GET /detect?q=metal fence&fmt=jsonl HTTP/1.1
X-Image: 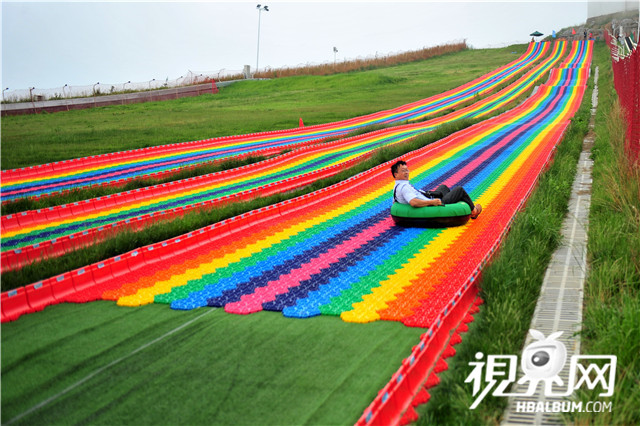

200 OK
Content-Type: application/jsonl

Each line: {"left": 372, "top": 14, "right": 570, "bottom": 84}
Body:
{"left": 0, "top": 82, "right": 238, "bottom": 116}
{"left": 1, "top": 69, "right": 244, "bottom": 104}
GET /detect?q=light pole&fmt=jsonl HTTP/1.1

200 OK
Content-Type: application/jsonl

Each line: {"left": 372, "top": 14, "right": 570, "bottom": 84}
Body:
{"left": 333, "top": 47, "right": 338, "bottom": 65}
{"left": 2, "top": 87, "right": 8, "bottom": 102}
{"left": 62, "top": 84, "right": 70, "bottom": 110}
{"left": 29, "top": 87, "right": 36, "bottom": 112}
{"left": 93, "top": 82, "right": 99, "bottom": 107}
{"left": 255, "top": 4, "right": 269, "bottom": 77}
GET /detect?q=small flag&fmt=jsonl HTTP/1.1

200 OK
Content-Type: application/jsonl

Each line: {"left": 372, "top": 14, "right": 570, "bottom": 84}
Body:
{"left": 299, "top": 118, "right": 304, "bottom": 128}
{"left": 552, "top": 30, "right": 556, "bottom": 38}
{"left": 572, "top": 28, "right": 576, "bottom": 35}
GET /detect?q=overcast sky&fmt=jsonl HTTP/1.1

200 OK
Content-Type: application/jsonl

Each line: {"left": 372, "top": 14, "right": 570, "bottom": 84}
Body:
{"left": 1, "top": 1, "right": 597, "bottom": 92}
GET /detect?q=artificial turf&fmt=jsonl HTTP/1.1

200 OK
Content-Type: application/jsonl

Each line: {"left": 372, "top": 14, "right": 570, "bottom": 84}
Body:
{"left": 1, "top": 301, "right": 425, "bottom": 425}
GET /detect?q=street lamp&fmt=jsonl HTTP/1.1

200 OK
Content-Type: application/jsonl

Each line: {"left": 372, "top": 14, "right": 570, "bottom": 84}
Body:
{"left": 2, "top": 87, "right": 8, "bottom": 102}
{"left": 333, "top": 47, "right": 338, "bottom": 64}
{"left": 92, "top": 82, "right": 100, "bottom": 107}
{"left": 29, "top": 87, "right": 36, "bottom": 112}
{"left": 255, "top": 4, "right": 269, "bottom": 77}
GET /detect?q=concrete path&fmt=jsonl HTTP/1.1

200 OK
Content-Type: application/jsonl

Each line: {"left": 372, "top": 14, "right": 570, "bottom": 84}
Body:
{"left": 501, "top": 66, "right": 598, "bottom": 425}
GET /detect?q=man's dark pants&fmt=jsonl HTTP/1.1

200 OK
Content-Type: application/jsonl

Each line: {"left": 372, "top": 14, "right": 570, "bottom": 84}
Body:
{"left": 434, "top": 184, "right": 475, "bottom": 210}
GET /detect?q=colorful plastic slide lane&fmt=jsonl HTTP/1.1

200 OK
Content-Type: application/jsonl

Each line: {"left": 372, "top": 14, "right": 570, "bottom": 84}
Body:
{"left": 173, "top": 51, "right": 585, "bottom": 317}
{"left": 0, "top": 42, "right": 592, "bottom": 426}
{"left": 355, "top": 40, "right": 592, "bottom": 426}
{"left": 0, "top": 39, "right": 590, "bottom": 341}
{"left": 0, "top": 43, "right": 547, "bottom": 202}
{"left": 405, "top": 40, "right": 566, "bottom": 126}
{"left": 0, "top": 129, "right": 426, "bottom": 270}
{"left": 0, "top": 42, "right": 583, "bottom": 323}
{"left": 1, "top": 43, "right": 564, "bottom": 272}
{"left": 106, "top": 40, "right": 589, "bottom": 314}
{"left": 1, "top": 40, "right": 589, "bottom": 325}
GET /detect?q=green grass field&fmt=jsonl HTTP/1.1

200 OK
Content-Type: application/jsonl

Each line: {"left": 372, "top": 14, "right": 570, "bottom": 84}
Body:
{"left": 1, "top": 46, "right": 521, "bottom": 170}
{"left": 2, "top": 41, "right": 637, "bottom": 425}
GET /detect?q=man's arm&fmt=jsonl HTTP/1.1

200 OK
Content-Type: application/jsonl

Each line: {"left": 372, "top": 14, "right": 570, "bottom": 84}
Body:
{"left": 409, "top": 197, "right": 442, "bottom": 207}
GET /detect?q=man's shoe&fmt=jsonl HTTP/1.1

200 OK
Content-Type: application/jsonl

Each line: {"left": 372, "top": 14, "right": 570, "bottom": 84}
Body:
{"left": 471, "top": 204, "right": 482, "bottom": 219}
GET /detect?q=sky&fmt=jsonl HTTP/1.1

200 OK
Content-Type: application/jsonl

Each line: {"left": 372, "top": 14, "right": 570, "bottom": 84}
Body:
{"left": 1, "top": 1, "right": 601, "bottom": 94}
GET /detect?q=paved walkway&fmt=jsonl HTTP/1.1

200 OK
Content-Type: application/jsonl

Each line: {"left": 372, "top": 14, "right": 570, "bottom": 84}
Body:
{"left": 501, "top": 67, "right": 598, "bottom": 425}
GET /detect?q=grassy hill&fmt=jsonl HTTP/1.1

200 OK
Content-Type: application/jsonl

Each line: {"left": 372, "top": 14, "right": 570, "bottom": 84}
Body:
{"left": 1, "top": 40, "right": 637, "bottom": 425}
{"left": 1, "top": 46, "right": 520, "bottom": 170}
{"left": 1, "top": 44, "right": 529, "bottom": 426}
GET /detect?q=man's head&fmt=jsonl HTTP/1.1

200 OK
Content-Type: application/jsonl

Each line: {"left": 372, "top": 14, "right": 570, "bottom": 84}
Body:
{"left": 391, "top": 160, "right": 409, "bottom": 180}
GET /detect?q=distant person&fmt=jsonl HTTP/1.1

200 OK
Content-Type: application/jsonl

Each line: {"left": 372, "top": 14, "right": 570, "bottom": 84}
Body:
{"left": 624, "top": 36, "right": 634, "bottom": 51}
{"left": 390, "top": 160, "right": 482, "bottom": 219}
{"left": 584, "top": 30, "right": 587, "bottom": 40}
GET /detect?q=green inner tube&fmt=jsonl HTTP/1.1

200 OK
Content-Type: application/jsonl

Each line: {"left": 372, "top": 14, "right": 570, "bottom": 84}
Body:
{"left": 390, "top": 201, "right": 472, "bottom": 227}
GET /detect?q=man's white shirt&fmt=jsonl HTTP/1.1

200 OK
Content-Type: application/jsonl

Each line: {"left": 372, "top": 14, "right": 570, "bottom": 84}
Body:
{"left": 393, "top": 180, "right": 431, "bottom": 204}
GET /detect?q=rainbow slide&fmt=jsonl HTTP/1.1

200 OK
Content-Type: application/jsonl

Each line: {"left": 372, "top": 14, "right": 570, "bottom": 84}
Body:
{"left": 1, "top": 41, "right": 592, "bottom": 325}
{"left": 103, "top": 41, "right": 591, "bottom": 317}
{"left": 0, "top": 43, "right": 547, "bottom": 202}
{"left": 0, "top": 40, "right": 592, "bottom": 425}
{"left": 2, "top": 42, "right": 564, "bottom": 271}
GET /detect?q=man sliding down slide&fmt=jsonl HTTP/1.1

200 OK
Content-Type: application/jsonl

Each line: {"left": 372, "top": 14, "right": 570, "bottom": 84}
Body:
{"left": 391, "top": 160, "right": 482, "bottom": 219}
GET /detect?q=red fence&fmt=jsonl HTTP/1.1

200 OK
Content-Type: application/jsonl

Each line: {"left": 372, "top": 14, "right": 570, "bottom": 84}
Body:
{"left": 604, "top": 31, "right": 640, "bottom": 163}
